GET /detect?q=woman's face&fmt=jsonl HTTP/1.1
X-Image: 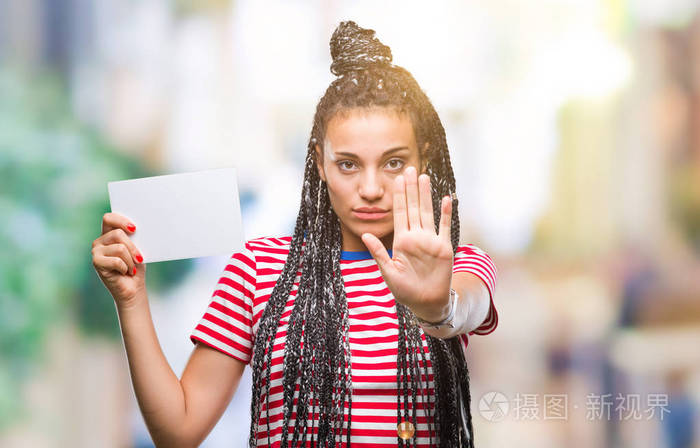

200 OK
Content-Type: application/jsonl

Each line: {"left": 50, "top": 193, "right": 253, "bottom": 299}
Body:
{"left": 315, "top": 107, "right": 426, "bottom": 252}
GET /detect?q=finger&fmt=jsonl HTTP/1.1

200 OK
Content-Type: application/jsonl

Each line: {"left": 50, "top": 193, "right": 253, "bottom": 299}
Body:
{"left": 418, "top": 174, "right": 436, "bottom": 233}
{"left": 93, "top": 250, "right": 130, "bottom": 276}
{"left": 361, "top": 232, "right": 393, "bottom": 272}
{"left": 102, "top": 212, "right": 137, "bottom": 236}
{"left": 404, "top": 166, "right": 421, "bottom": 230}
{"left": 393, "top": 175, "right": 408, "bottom": 234}
{"left": 97, "top": 242, "right": 137, "bottom": 276}
{"left": 98, "top": 228, "right": 144, "bottom": 266}
{"left": 438, "top": 195, "right": 452, "bottom": 243}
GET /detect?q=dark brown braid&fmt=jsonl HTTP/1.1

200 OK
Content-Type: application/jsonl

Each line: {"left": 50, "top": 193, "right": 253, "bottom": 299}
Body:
{"left": 248, "top": 20, "right": 475, "bottom": 447}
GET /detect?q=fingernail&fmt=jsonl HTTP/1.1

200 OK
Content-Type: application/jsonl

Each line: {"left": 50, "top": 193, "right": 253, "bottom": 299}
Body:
{"left": 132, "top": 266, "right": 137, "bottom": 275}
{"left": 135, "top": 253, "right": 143, "bottom": 263}
{"left": 127, "top": 223, "right": 136, "bottom": 232}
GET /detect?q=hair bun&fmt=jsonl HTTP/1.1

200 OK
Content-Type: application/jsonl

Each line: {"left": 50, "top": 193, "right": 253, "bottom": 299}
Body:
{"left": 329, "top": 20, "right": 393, "bottom": 76}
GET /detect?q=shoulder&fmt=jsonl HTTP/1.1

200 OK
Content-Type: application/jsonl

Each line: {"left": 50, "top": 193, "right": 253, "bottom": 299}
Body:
{"left": 240, "top": 235, "right": 295, "bottom": 264}
{"left": 244, "top": 235, "right": 293, "bottom": 251}
{"left": 456, "top": 243, "right": 491, "bottom": 258}
{"left": 454, "top": 242, "right": 498, "bottom": 279}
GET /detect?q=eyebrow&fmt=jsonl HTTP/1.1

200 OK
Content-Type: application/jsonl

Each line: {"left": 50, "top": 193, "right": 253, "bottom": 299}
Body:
{"left": 333, "top": 146, "right": 411, "bottom": 158}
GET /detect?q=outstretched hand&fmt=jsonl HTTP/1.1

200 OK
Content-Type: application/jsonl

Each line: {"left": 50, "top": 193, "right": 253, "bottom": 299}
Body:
{"left": 361, "top": 165, "right": 454, "bottom": 322}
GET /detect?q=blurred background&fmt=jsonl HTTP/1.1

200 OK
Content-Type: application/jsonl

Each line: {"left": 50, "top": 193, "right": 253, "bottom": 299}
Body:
{"left": 1, "top": 0, "right": 700, "bottom": 446}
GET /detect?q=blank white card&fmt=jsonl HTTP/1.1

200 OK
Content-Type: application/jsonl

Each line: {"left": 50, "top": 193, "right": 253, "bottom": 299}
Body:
{"left": 108, "top": 167, "right": 244, "bottom": 263}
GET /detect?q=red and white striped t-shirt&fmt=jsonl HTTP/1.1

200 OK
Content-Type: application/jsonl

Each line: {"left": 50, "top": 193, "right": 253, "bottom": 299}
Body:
{"left": 190, "top": 236, "right": 498, "bottom": 447}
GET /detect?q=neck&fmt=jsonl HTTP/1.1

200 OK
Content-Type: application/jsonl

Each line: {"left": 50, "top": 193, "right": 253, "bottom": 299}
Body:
{"left": 340, "top": 232, "right": 394, "bottom": 252}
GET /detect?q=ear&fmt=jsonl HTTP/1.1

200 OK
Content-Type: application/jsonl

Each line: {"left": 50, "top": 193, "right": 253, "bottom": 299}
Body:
{"left": 314, "top": 144, "right": 327, "bottom": 182}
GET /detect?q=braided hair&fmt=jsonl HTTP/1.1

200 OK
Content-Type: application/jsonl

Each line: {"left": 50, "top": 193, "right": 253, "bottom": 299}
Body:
{"left": 248, "top": 20, "right": 475, "bottom": 447}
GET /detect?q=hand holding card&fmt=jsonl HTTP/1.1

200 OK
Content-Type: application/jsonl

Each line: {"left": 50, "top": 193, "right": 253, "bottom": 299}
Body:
{"left": 107, "top": 167, "right": 245, "bottom": 263}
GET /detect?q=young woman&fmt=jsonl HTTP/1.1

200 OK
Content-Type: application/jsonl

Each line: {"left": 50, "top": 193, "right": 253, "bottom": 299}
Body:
{"left": 92, "top": 21, "right": 498, "bottom": 448}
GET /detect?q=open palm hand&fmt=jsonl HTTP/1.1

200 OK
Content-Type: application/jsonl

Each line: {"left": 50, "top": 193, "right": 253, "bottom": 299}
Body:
{"left": 361, "top": 166, "right": 454, "bottom": 321}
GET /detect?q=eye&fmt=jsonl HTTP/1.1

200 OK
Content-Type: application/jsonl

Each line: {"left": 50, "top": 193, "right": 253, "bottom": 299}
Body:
{"left": 386, "top": 158, "right": 405, "bottom": 170}
{"left": 337, "top": 160, "right": 357, "bottom": 171}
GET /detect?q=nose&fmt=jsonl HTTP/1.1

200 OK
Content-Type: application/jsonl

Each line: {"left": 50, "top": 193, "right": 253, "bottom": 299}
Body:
{"left": 358, "top": 169, "right": 384, "bottom": 201}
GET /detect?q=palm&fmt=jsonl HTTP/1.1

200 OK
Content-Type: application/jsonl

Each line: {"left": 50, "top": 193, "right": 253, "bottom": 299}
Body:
{"left": 362, "top": 166, "right": 454, "bottom": 320}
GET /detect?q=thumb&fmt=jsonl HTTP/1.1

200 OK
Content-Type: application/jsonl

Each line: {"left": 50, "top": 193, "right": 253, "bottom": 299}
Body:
{"left": 361, "top": 233, "right": 393, "bottom": 273}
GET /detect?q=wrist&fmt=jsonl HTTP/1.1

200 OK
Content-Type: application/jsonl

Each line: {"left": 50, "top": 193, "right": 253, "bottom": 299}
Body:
{"left": 412, "top": 300, "right": 450, "bottom": 323}
{"left": 414, "top": 288, "right": 458, "bottom": 329}
{"left": 115, "top": 289, "right": 149, "bottom": 314}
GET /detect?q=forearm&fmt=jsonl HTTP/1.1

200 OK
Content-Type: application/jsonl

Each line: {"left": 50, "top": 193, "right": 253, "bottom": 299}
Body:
{"left": 115, "top": 291, "right": 189, "bottom": 446}
{"left": 419, "top": 273, "right": 490, "bottom": 339}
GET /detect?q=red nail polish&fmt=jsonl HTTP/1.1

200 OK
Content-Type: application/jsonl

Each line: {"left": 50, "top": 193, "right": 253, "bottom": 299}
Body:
{"left": 135, "top": 254, "right": 143, "bottom": 263}
{"left": 133, "top": 266, "right": 137, "bottom": 275}
{"left": 127, "top": 224, "right": 136, "bottom": 232}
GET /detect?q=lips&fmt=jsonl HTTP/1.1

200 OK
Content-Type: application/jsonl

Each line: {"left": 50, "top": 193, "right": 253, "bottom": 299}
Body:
{"left": 352, "top": 207, "right": 389, "bottom": 220}
{"left": 354, "top": 207, "right": 388, "bottom": 213}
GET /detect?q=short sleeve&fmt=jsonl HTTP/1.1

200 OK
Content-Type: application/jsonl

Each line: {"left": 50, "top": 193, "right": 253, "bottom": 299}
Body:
{"left": 453, "top": 244, "right": 498, "bottom": 336}
{"left": 189, "top": 242, "right": 257, "bottom": 364}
